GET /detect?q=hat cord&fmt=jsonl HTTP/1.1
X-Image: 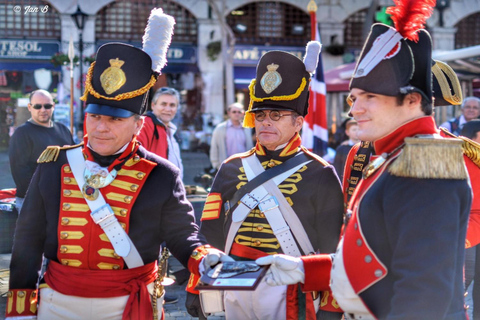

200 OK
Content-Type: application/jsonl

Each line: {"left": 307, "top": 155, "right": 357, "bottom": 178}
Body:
{"left": 81, "top": 62, "right": 157, "bottom": 102}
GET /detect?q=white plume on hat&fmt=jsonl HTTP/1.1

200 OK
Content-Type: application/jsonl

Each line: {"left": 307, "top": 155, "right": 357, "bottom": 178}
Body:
{"left": 142, "top": 8, "right": 175, "bottom": 73}
{"left": 303, "top": 41, "right": 321, "bottom": 73}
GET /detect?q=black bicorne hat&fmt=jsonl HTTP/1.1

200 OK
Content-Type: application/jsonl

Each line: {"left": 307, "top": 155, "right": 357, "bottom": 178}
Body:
{"left": 432, "top": 60, "right": 463, "bottom": 107}
{"left": 349, "top": 0, "right": 436, "bottom": 104}
{"left": 349, "top": 24, "right": 433, "bottom": 104}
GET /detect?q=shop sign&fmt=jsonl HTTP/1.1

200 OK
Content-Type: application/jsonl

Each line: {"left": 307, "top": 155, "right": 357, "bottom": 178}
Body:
{"left": 234, "top": 45, "right": 305, "bottom": 66}
{"left": 166, "top": 46, "right": 197, "bottom": 63}
{"left": 0, "top": 39, "right": 60, "bottom": 60}
{"left": 97, "top": 41, "right": 198, "bottom": 64}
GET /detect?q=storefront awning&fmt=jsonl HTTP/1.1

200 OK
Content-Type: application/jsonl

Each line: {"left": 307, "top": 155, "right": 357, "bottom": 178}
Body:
{"left": 234, "top": 66, "right": 256, "bottom": 89}
{"left": 0, "top": 61, "right": 60, "bottom": 71}
{"left": 324, "top": 62, "right": 355, "bottom": 92}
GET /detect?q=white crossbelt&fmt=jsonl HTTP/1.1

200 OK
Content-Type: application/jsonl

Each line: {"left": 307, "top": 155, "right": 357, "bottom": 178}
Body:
{"left": 66, "top": 147, "right": 144, "bottom": 268}
{"left": 225, "top": 153, "right": 314, "bottom": 257}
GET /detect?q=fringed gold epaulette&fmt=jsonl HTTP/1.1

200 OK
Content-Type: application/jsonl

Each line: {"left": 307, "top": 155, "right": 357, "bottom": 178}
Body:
{"left": 460, "top": 136, "right": 480, "bottom": 168}
{"left": 37, "top": 142, "right": 84, "bottom": 163}
{"left": 300, "top": 146, "right": 329, "bottom": 167}
{"left": 388, "top": 137, "right": 468, "bottom": 179}
{"left": 439, "top": 127, "right": 480, "bottom": 169}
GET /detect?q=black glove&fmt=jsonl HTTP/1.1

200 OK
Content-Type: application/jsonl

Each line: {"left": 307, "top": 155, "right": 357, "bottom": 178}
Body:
{"left": 185, "top": 292, "right": 207, "bottom": 319}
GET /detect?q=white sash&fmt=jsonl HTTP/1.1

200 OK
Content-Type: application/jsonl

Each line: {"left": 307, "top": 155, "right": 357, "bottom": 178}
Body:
{"left": 225, "top": 153, "right": 314, "bottom": 257}
{"left": 66, "top": 147, "right": 144, "bottom": 269}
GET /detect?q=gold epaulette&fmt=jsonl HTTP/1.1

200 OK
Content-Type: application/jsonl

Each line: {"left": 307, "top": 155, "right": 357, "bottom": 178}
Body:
{"left": 300, "top": 146, "right": 329, "bottom": 167}
{"left": 388, "top": 136, "right": 468, "bottom": 179}
{"left": 439, "top": 127, "right": 480, "bottom": 169}
{"left": 37, "top": 142, "right": 84, "bottom": 163}
{"left": 459, "top": 136, "right": 480, "bottom": 168}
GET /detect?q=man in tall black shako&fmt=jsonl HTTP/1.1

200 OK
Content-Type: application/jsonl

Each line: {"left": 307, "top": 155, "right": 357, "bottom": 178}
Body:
{"left": 6, "top": 8, "right": 230, "bottom": 320}
{"left": 186, "top": 42, "right": 344, "bottom": 320}
{"left": 256, "top": 0, "right": 472, "bottom": 319}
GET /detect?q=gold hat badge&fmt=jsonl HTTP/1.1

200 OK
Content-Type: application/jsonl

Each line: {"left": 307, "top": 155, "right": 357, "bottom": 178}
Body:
{"left": 100, "top": 58, "right": 127, "bottom": 95}
{"left": 260, "top": 63, "right": 282, "bottom": 94}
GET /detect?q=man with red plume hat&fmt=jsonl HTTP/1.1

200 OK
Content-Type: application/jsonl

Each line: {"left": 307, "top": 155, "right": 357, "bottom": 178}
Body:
{"left": 256, "top": 1, "right": 472, "bottom": 319}
{"left": 5, "top": 8, "right": 231, "bottom": 320}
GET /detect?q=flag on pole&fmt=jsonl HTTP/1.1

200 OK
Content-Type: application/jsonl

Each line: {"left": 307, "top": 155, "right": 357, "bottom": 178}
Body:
{"left": 302, "top": 3, "right": 328, "bottom": 156}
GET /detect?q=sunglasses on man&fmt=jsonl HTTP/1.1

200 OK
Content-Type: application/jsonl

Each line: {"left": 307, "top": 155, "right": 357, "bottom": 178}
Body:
{"left": 31, "top": 103, "right": 54, "bottom": 110}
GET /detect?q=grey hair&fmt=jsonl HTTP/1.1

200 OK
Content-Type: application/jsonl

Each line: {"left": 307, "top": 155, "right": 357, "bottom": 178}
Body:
{"left": 151, "top": 87, "right": 180, "bottom": 105}
{"left": 462, "top": 96, "right": 480, "bottom": 108}
{"left": 227, "top": 102, "right": 245, "bottom": 112}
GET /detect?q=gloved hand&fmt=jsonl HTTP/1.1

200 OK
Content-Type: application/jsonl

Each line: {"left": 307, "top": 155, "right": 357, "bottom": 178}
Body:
{"left": 202, "top": 248, "right": 235, "bottom": 272}
{"left": 256, "top": 254, "right": 305, "bottom": 286}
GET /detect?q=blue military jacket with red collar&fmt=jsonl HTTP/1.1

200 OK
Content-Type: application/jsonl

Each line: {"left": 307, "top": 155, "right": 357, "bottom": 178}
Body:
{"left": 338, "top": 116, "right": 471, "bottom": 319}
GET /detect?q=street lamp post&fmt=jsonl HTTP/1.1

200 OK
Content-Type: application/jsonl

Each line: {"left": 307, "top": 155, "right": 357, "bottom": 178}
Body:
{"left": 436, "top": 0, "right": 450, "bottom": 27}
{"left": 71, "top": 5, "right": 88, "bottom": 115}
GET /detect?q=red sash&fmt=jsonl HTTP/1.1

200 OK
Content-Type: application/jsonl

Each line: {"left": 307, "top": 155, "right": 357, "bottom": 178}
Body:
{"left": 44, "top": 261, "right": 157, "bottom": 320}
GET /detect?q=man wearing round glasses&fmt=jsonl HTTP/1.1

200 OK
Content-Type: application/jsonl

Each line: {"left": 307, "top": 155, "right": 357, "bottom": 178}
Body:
{"left": 187, "top": 44, "right": 344, "bottom": 319}
{"left": 8, "top": 89, "right": 74, "bottom": 211}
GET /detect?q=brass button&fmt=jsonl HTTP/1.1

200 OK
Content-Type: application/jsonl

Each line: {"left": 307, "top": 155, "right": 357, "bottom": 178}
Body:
{"left": 17, "top": 291, "right": 25, "bottom": 298}
{"left": 113, "top": 265, "right": 121, "bottom": 270}
{"left": 64, "top": 177, "right": 72, "bottom": 183}
{"left": 254, "top": 240, "right": 261, "bottom": 246}
{"left": 32, "top": 291, "right": 37, "bottom": 298}
{"left": 63, "top": 203, "right": 71, "bottom": 211}
{"left": 350, "top": 165, "right": 354, "bottom": 170}
{"left": 191, "top": 251, "right": 199, "bottom": 257}
{"left": 133, "top": 155, "right": 140, "bottom": 162}
{"left": 113, "top": 252, "right": 120, "bottom": 259}
{"left": 256, "top": 225, "right": 264, "bottom": 231}
{"left": 64, "top": 166, "right": 71, "bottom": 173}
{"left": 124, "top": 196, "right": 133, "bottom": 204}
{"left": 7, "top": 291, "right": 12, "bottom": 298}
{"left": 130, "top": 184, "right": 139, "bottom": 192}
{"left": 60, "top": 232, "right": 68, "bottom": 239}
{"left": 267, "top": 160, "right": 276, "bottom": 168}
{"left": 60, "top": 246, "right": 68, "bottom": 253}
{"left": 63, "top": 190, "right": 72, "bottom": 196}
{"left": 61, "top": 218, "right": 70, "bottom": 225}
{"left": 62, "top": 260, "right": 69, "bottom": 266}
{"left": 259, "top": 213, "right": 265, "bottom": 218}
{"left": 136, "top": 172, "right": 145, "bottom": 179}
{"left": 120, "top": 209, "right": 128, "bottom": 217}
{"left": 353, "top": 155, "right": 358, "bottom": 161}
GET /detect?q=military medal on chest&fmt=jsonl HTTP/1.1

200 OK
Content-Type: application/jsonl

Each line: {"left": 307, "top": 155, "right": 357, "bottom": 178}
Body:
{"left": 82, "top": 161, "right": 117, "bottom": 200}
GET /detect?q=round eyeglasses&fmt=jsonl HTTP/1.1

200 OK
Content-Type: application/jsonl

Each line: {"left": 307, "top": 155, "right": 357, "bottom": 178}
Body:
{"left": 254, "top": 110, "right": 294, "bottom": 122}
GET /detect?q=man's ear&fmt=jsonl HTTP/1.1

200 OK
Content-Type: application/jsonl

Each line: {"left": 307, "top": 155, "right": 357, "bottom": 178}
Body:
{"left": 135, "top": 117, "right": 145, "bottom": 135}
{"left": 295, "top": 116, "right": 304, "bottom": 132}
{"left": 406, "top": 92, "right": 422, "bottom": 109}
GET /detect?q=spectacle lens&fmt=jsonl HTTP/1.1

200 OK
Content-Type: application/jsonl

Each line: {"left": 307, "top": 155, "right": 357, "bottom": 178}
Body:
{"left": 254, "top": 110, "right": 293, "bottom": 122}
{"left": 32, "top": 104, "right": 53, "bottom": 110}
